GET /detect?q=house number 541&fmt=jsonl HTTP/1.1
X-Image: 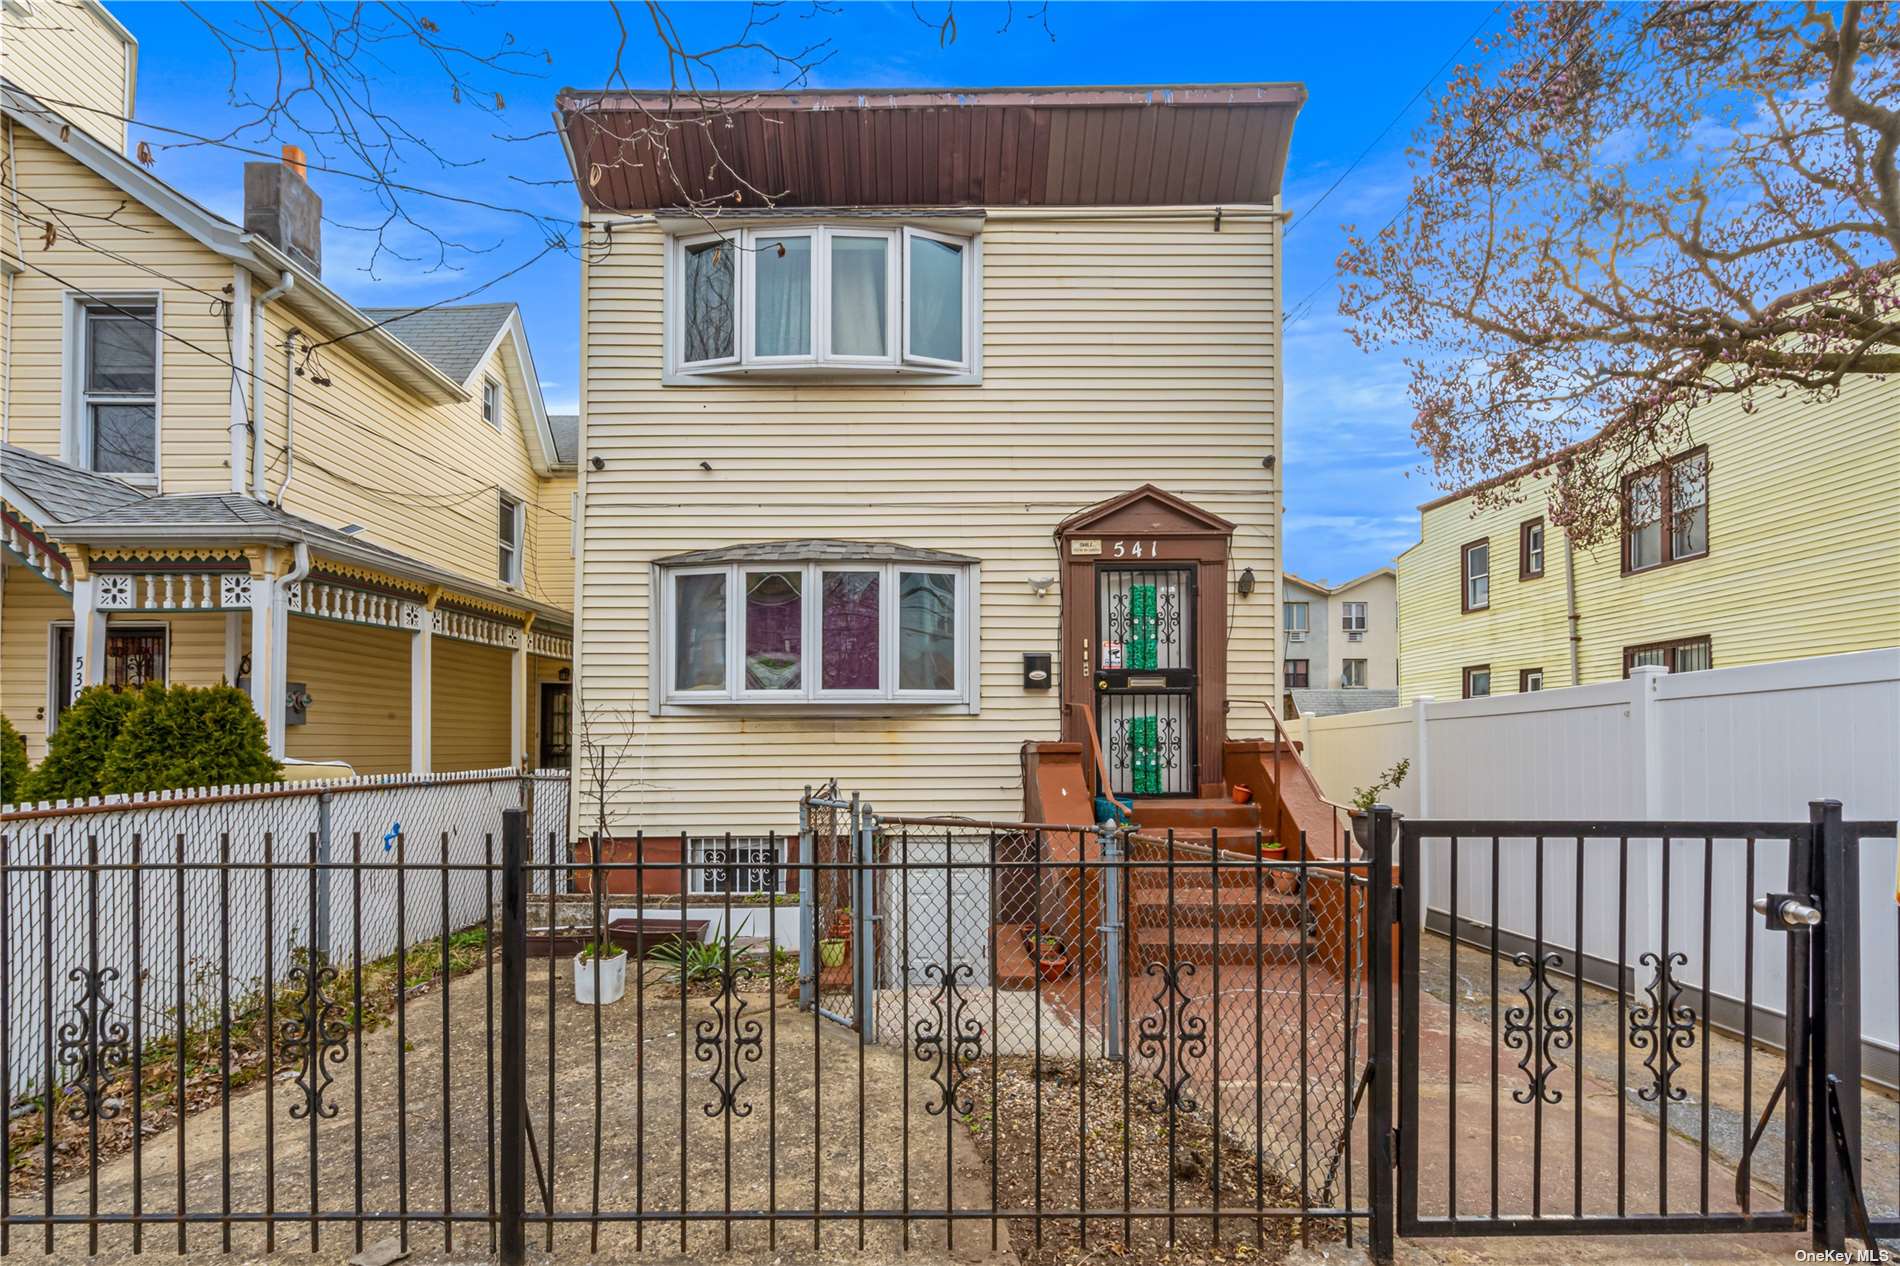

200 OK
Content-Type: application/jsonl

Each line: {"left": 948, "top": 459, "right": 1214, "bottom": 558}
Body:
{"left": 1111, "top": 540, "right": 1158, "bottom": 558}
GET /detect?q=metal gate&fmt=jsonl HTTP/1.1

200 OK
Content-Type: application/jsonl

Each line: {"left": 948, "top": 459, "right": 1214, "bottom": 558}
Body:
{"left": 1382, "top": 802, "right": 1897, "bottom": 1256}
{"left": 1095, "top": 565, "right": 1197, "bottom": 798}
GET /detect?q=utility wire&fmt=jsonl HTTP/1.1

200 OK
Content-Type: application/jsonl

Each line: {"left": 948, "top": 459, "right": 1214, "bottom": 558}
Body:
{"left": 1286, "top": 4, "right": 1604, "bottom": 329}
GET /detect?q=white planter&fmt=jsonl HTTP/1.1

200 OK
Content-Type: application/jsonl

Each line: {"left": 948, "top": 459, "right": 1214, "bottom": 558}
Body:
{"left": 573, "top": 950, "right": 628, "bottom": 1005}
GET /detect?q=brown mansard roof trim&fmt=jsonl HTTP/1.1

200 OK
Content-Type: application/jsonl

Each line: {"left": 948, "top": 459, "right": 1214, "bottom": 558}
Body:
{"left": 556, "top": 83, "right": 1305, "bottom": 214}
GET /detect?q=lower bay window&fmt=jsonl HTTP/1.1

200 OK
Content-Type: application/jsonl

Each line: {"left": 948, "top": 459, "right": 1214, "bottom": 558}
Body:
{"left": 658, "top": 548, "right": 977, "bottom": 710}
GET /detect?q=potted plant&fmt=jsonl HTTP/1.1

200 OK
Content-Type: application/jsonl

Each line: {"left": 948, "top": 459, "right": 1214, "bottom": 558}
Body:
{"left": 574, "top": 938, "right": 628, "bottom": 1006}
{"left": 1347, "top": 759, "right": 1411, "bottom": 854}
{"left": 1030, "top": 933, "right": 1070, "bottom": 983}
{"left": 818, "top": 937, "right": 848, "bottom": 969}
{"left": 828, "top": 905, "right": 853, "bottom": 941}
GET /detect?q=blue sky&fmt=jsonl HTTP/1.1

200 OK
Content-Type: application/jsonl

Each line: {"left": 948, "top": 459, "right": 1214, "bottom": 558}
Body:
{"left": 112, "top": 0, "right": 1490, "bottom": 582}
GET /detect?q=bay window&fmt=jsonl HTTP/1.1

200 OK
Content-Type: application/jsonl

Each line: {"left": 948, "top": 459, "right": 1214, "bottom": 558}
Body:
{"left": 671, "top": 224, "right": 976, "bottom": 378}
{"left": 658, "top": 549, "right": 977, "bottom": 708}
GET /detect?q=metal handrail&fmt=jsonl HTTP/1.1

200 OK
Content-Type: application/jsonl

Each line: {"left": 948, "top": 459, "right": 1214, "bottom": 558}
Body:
{"left": 1071, "top": 699, "right": 1133, "bottom": 817}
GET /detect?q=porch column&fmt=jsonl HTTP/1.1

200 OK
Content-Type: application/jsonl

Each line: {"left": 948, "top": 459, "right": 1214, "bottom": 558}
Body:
{"left": 410, "top": 592, "right": 436, "bottom": 774}
{"left": 510, "top": 614, "right": 534, "bottom": 770}
{"left": 246, "top": 547, "right": 289, "bottom": 757}
{"left": 68, "top": 569, "right": 107, "bottom": 699}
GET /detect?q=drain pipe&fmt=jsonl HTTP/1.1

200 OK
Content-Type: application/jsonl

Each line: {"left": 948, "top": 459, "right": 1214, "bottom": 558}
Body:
{"left": 1564, "top": 532, "right": 1583, "bottom": 686}
{"left": 251, "top": 270, "right": 294, "bottom": 500}
{"left": 274, "top": 329, "right": 301, "bottom": 506}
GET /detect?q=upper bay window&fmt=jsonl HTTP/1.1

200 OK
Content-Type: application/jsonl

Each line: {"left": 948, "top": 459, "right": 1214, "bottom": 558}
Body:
{"left": 670, "top": 224, "right": 976, "bottom": 380}
{"left": 656, "top": 542, "right": 978, "bottom": 710}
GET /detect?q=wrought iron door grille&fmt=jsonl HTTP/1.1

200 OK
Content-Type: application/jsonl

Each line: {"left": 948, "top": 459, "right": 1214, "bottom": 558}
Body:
{"left": 1096, "top": 567, "right": 1196, "bottom": 798}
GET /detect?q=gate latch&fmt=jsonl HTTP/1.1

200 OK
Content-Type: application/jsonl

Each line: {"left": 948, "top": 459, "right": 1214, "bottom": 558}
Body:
{"left": 1752, "top": 893, "right": 1821, "bottom": 930}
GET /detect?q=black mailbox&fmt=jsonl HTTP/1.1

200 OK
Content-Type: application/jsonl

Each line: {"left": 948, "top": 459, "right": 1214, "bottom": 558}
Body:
{"left": 1022, "top": 652, "right": 1052, "bottom": 690}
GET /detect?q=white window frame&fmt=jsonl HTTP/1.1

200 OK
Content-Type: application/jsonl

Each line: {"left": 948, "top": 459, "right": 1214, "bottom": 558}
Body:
{"left": 656, "top": 558, "right": 978, "bottom": 712}
{"left": 498, "top": 492, "right": 523, "bottom": 587}
{"left": 900, "top": 225, "right": 974, "bottom": 371}
{"left": 1341, "top": 658, "right": 1368, "bottom": 688}
{"left": 482, "top": 377, "right": 502, "bottom": 428}
{"left": 822, "top": 227, "right": 900, "bottom": 367}
{"left": 1341, "top": 601, "right": 1367, "bottom": 633}
{"left": 676, "top": 230, "right": 742, "bottom": 371}
{"left": 64, "top": 292, "right": 163, "bottom": 487}
{"left": 664, "top": 223, "right": 979, "bottom": 383}
{"left": 741, "top": 228, "right": 819, "bottom": 367}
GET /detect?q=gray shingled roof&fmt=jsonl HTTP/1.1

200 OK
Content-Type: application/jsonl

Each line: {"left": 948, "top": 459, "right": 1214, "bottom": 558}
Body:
{"left": 1289, "top": 688, "right": 1401, "bottom": 719}
{"left": 656, "top": 539, "right": 979, "bottom": 566}
{"left": 358, "top": 303, "right": 515, "bottom": 384}
{"left": 548, "top": 414, "right": 578, "bottom": 467}
{"left": 2, "top": 443, "right": 151, "bottom": 524}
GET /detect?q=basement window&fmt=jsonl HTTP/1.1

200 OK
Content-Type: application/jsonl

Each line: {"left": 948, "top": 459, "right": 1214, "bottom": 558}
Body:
{"left": 659, "top": 556, "right": 976, "bottom": 708}
{"left": 670, "top": 224, "right": 977, "bottom": 380}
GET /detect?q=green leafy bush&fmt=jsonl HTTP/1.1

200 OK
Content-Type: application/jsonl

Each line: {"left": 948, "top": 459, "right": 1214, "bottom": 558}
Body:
{"left": 102, "top": 682, "right": 280, "bottom": 795}
{"left": 1, "top": 715, "right": 29, "bottom": 804}
{"left": 25, "top": 685, "right": 139, "bottom": 802}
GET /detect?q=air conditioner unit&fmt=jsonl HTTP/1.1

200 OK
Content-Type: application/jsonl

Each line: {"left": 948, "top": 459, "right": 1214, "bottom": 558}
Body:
{"left": 1286, "top": 630, "right": 1307, "bottom": 643}
{"left": 1347, "top": 630, "right": 1365, "bottom": 642}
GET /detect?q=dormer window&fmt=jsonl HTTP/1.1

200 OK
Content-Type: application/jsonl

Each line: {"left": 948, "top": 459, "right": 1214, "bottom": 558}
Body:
{"left": 670, "top": 224, "right": 977, "bottom": 381}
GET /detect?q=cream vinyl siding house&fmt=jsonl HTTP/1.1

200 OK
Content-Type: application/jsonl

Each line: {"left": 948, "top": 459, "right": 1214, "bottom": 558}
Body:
{"left": 564, "top": 85, "right": 1303, "bottom": 836}
{"left": 0, "top": 0, "right": 135, "bottom": 152}
{"left": 1, "top": 55, "right": 576, "bottom": 780}
{"left": 1395, "top": 370, "right": 1900, "bottom": 703}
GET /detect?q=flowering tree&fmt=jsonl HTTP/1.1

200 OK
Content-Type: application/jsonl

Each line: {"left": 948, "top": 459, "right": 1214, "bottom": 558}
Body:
{"left": 1340, "top": 1, "right": 1900, "bottom": 540}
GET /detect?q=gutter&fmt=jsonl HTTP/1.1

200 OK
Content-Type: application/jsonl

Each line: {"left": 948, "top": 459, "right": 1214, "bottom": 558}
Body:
{"left": 1564, "top": 533, "right": 1582, "bottom": 686}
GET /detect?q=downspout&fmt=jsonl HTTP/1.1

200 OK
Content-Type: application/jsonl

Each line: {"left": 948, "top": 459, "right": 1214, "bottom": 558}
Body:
{"left": 251, "top": 271, "right": 294, "bottom": 500}
{"left": 1564, "top": 532, "right": 1582, "bottom": 686}
{"left": 273, "top": 329, "right": 300, "bottom": 506}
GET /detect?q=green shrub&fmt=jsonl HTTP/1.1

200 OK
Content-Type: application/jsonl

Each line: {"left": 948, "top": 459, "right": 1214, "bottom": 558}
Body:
{"left": 1, "top": 715, "right": 28, "bottom": 804}
{"left": 102, "top": 682, "right": 280, "bottom": 795}
{"left": 25, "top": 685, "right": 140, "bottom": 802}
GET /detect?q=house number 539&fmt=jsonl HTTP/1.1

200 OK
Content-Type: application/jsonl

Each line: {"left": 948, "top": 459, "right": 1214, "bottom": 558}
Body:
{"left": 1111, "top": 540, "right": 1158, "bottom": 558}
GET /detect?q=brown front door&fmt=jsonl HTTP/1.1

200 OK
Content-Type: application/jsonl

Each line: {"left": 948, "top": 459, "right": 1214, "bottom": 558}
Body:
{"left": 1055, "top": 485, "right": 1235, "bottom": 798}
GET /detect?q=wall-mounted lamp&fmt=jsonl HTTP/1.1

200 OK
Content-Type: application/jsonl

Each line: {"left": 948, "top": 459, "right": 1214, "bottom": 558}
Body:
{"left": 1262, "top": 455, "right": 1276, "bottom": 471}
{"left": 590, "top": 456, "right": 605, "bottom": 471}
{"left": 1026, "top": 576, "right": 1056, "bottom": 597}
{"left": 1237, "top": 567, "right": 1257, "bottom": 597}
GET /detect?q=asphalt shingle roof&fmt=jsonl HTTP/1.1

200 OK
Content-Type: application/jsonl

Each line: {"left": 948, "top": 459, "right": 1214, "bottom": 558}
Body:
{"left": 548, "top": 414, "right": 578, "bottom": 467}
{"left": 1, "top": 443, "right": 150, "bottom": 524}
{"left": 656, "top": 539, "right": 979, "bottom": 566}
{"left": 358, "top": 303, "right": 515, "bottom": 384}
{"left": 1289, "top": 688, "right": 1401, "bottom": 719}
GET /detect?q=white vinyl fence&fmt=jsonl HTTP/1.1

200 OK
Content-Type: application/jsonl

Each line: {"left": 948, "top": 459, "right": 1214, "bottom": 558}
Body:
{"left": 0, "top": 769, "right": 570, "bottom": 1101}
{"left": 1294, "top": 648, "right": 1900, "bottom": 1072}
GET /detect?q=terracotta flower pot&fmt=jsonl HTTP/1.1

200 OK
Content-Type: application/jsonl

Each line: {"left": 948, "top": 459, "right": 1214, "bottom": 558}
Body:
{"left": 1230, "top": 784, "right": 1254, "bottom": 804}
{"left": 828, "top": 911, "right": 853, "bottom": 940}
{"left": 1036, "top": 954, "right": 1069, "bottom": 983}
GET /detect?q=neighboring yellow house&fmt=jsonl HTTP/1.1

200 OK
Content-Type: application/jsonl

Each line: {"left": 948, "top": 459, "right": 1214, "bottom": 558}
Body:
{"left": 0, "top": 29, "right": 577, "bottom": 780}
{"left": 1395, "top": 373, "right": 1900, "bottom": 703}
{"left": 559, "top": 84, "right": 1303, "bottom": 842}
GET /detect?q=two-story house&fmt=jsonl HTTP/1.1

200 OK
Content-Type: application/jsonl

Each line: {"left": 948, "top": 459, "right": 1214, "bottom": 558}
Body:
{"left": 0, "top": 12, "right": 577, "bottom": 780}
{"left": 1280, "top": 567, "right": 1397, "bottom": 714}
{"left": 1394, "top": 373, "right": 1900, "bottom": 702}
{"left": 559, "top": 83, "right": 1314, "bottom": 865}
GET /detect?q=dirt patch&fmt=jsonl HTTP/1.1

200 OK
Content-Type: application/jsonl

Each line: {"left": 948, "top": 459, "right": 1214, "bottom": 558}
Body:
{"left": 965, "top": 1057, "right": 1336, "bottom": 1266}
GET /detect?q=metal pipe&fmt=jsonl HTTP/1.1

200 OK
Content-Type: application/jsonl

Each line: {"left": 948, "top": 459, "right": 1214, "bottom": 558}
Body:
{"left": 251, "top": 271, "right": 294, "bottom": 499}
{"left": 274, "top": 330, "right": 302, "bottom": 506}
{"left": 1564, "top": 531, "right": 1582, "bottom": 686}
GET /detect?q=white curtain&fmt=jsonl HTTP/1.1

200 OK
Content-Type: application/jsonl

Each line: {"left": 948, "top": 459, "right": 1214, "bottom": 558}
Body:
{"left": 755, "top": 235, "right": 811, "bottom": 356}
{"left": 908, "top": 236, "right": 963, "bottom": 362}
{"left": 830, "top": 236, "right": 887, "bottom": 357}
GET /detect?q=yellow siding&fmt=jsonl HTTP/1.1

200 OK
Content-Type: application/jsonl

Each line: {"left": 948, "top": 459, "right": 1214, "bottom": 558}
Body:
{"left": 532, "top": 472, "right": 577, "bottom": 610}
{"left": 431, "top": 636, "right": 510, "bottom": 771}
{"left": 578, "top": 212, "right": 1282, "bottom": 834}
{"left": 285, "top": 615, "right": 411, "bottom": 773}
{"left": 0, "top": 569, "right": 230, "bottom": 762}
{"left": 1397, "top": 373, "right": 1900, "bottom": 701}
{"left": 2, "top": 130, "right": 236, "bottom": 488}
{"left": 0, "top": 0, "right": 131, "bottom": 151}
{"left": 1, "top": 566, "right": 68, "bottom": 759}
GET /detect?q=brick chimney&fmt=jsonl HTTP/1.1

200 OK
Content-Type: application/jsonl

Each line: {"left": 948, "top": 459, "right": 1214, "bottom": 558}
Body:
{"left": 244, "top": 144, "right": 321, "bottom": 274}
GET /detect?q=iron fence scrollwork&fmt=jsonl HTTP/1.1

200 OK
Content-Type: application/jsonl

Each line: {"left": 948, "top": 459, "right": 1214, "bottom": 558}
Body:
{"left": 1501, "top": 949, "right": 1574, "bottom": 1106}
